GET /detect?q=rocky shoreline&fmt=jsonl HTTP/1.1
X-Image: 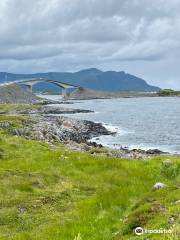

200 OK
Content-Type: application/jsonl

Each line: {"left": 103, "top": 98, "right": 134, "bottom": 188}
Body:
{"left": 6, "top": 105, "right": 94, "bottom": 115}
{"left": 0, "top": 101, "right": 169, "bottom": 159}
{"left": 0, "top": 86, "right": 171, "bottom": 159}
{"left": 14, "top": 115, "right": 111, "bottom": 143}
{"left": 10, "top": 114, "right": 168, "bottom": 159}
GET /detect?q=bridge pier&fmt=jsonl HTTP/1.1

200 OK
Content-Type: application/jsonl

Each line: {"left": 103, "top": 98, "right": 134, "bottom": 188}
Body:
{"left": 29, "top": 85, "right": 33, "bottom": 93}
{"left": 22, "top": 84, "right": 32, "bottom": 93}
{"left": 62, "top": 88, "right": 67, "bottom": 98}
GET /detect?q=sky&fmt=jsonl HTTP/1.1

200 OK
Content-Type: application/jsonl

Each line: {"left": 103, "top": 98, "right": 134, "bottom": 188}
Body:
{"left": 0, "top": 0, "right": 180, "bottom": 89}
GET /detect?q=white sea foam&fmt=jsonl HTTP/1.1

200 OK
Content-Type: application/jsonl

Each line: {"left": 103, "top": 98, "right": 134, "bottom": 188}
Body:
{"left": 102, "top": 123, "right": 128, "bottom": 135}
{"left": 89, "top": 122, "right": 131, "bottom": 149}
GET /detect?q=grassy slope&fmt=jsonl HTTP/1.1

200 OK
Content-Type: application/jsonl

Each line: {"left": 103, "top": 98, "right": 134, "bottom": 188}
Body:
{"left": 0, "top": 104, "right": 39, "bottom": 113}
{"left": 0, "top": 106, "right": 179, "bottom": 240}
{"left": 0, "top": 85, "right": 39, "bottom": 104}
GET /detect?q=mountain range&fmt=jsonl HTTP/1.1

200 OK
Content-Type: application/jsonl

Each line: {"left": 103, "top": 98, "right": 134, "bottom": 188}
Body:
{"left": 0, "top": 68, "right": 160, "bottom": 92}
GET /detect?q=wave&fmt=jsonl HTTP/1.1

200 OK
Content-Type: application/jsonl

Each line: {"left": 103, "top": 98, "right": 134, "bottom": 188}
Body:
{"left": 102, "top": 123, "right": 128, "bottom": 135}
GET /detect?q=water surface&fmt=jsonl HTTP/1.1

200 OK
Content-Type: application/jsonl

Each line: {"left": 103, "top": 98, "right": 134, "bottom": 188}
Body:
{"left": 40, "top": 95, "right": 180, "bottom": 153}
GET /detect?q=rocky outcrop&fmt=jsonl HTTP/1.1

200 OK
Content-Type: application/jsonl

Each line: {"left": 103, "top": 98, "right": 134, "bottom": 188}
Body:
{"left": 67, "top": 87, "right": 158, "bottom": 100}
{"left": 10, "top": 105, "right": 93, "bottom": 115}
{"left": 13, "top": 116, "right": 112, "bottom": 143}
{"left": 40, "top": 99, "right": 74, "bottom": 105}
{"left": 0, "top": 87, "right": 168, "bottom": 159}
{"left": 39, "top": 106, "right": 93, "bottom": 115}
{"left": 11, "top": 114, "right": 168, "bottom": 159}
{"left": 88, "top": 146, "right": 167, "bottom": 159}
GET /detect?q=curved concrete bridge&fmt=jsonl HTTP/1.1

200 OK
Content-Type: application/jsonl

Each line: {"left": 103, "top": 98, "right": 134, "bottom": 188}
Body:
{"left": 0, "top": 78, "right": 79, "bottom": 96}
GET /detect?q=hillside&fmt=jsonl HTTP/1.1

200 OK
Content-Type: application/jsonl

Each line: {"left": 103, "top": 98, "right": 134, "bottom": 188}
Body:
{"left": 0, "top": 69, "right": 160, "bottom": 92}
{"left": 0, "top": 85, "right": 39, "bottom": 103}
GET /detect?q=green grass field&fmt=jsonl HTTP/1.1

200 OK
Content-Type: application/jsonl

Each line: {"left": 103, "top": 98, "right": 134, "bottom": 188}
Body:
{"left": 0, "top": 104, "right": 39, "bottom": 113}
{"left": 0, "top": 106, "right": 179, "bottom": 239}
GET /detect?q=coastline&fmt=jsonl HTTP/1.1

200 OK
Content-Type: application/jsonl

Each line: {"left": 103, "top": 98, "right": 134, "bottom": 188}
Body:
{"left": 0, "top": 100, "right": 171, "bottom": 159}
{"left": 0, "top": 97, "right": 179, "bottom": 239}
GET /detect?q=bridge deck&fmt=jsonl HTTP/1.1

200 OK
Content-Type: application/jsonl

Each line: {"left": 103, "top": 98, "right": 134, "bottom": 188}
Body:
{"left": 0, "top": 78, "right": 78, "bottom": 89}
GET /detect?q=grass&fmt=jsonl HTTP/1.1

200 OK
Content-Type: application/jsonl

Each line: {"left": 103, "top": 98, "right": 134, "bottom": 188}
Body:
{"left": 0, "top": 106, "right": 179, "bottom": 239}
{"left": 0, "top": 103, "right": 39, "bottom": 113}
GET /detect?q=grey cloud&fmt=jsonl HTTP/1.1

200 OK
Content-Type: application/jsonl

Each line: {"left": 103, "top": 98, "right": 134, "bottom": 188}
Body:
{"left": 108, "top": 40, "right": 180, "bottom": 61}
{"left": 0, "top": 0, "right": 180, "bottom": 88}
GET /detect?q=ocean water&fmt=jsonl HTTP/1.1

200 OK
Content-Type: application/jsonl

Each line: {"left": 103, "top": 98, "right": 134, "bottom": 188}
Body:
{"left": 40, "top": 95, "right": 180, "bottom": 153}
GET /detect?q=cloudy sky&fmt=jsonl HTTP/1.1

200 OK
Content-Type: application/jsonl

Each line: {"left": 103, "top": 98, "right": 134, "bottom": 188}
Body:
{"left": 0, "top": 0, "right": 180, "bottom": 89}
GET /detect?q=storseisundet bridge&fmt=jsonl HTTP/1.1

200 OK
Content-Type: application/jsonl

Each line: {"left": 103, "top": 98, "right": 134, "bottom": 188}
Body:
{"left": 0, "top": 78, "right": 79, "bottom": 96}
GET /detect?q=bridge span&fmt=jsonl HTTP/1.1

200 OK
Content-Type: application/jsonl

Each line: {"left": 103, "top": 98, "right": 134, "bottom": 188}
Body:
{"left": 0, "top": 78, "right": 79, "bottom": 97}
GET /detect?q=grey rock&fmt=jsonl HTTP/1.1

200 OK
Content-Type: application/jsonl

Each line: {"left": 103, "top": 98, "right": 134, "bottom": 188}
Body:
{"left": 175, "top": 200, "right": 180, "bottom": 204}
{"left": 0, "top": 122, "right": 11, "bottom": 128}
{"left": 163, "top": 159, "right": 173, "bottom": 167}
{"left": 153, "top": 182, "right": 166, "bottom": 190}
{"left": 146, "top": 149, "right": 165, "bottom": 154}
{"left": 17, "top": 105, "right": 93, "bottom": 115}
{"left": 168, "top": 217, "right": 175, "bottom": 225}
{"left": 14, "top": 115, "right": 112, "bottom": 145}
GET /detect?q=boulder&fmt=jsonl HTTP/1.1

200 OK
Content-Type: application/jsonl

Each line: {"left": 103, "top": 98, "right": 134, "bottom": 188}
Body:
{"left": 162, "top": 159, "right": 173, "bottom": 167}
{"left": 153, "top": 182, "right": 166, "bottom": 190}
{"left": 146, "top": 149, "right": 165, "bottom": 154}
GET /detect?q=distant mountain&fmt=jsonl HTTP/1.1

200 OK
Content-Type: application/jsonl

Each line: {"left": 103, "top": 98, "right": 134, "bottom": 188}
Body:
{"left": 0, "top": 68, "right": 160, "bottom": 92}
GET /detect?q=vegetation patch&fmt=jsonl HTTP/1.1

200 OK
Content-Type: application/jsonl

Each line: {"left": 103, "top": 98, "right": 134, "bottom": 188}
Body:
{"left": 0, "top": 132, "right": 179, "bottom": 239}
{"left": 0, "top": 148, "right": 5, "bottom": 159}
{"left": 0, "top": 104, "right": 179, "bottom": 239}
{"left": 0, "top": 103, "right": 39, "bottom": 113}
{"left": 158, "top": 89, "right": 180, "bottom": 96}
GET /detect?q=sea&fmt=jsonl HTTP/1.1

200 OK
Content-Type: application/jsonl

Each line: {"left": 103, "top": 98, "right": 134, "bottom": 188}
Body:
{"left": 38, "top": 95, "right": 180, "bottom": 153}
